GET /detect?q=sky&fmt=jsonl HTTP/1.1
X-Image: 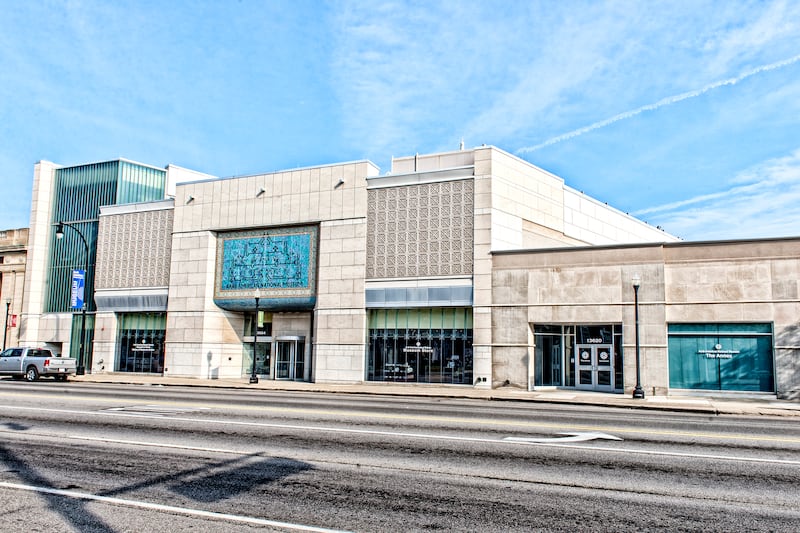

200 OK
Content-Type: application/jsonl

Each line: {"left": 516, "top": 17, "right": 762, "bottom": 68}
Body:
{"left": 1, "top": 0, "right": 799, "bottom": 241}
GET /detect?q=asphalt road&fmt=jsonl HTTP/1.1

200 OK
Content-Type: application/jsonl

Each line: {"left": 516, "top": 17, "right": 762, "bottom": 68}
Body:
{"left": 0, "top": 380, "right": 798, "bottom": 532}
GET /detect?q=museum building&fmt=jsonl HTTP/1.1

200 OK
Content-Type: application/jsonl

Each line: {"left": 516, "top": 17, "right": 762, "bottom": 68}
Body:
{"left": 18, "top": 146, "right": 800, "bottom": 398}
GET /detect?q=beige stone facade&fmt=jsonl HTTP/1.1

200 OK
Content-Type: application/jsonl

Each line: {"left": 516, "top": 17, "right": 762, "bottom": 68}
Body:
{"left": 165, "top": 160, "right": 378, "bottom": 381}
{"left": 0, "top": 227, "right": 27, "bottom": 349}
{"left": 21, "top": 146, "right": 693, "bottom": 390}
{"left": 92, "top": 200, "right": 174, "bottom": 373}
{"left": 492, "top": 239, "right": 800, "bottom": 399}
{"left": 373, "top": 147, "right": 676, "bottom": 388}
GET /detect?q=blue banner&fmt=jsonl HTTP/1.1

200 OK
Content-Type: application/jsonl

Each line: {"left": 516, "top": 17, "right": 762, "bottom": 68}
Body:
{"left": 70, "top": 270, "right": 85, "bottom": 309}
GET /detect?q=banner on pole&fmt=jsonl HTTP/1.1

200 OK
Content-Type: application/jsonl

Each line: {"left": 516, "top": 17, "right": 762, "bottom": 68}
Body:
{"left": 71, "top": 270, "right": 85, "bottom": 309}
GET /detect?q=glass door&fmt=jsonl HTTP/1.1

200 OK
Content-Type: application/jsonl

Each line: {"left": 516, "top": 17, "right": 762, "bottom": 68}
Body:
{"left": 275, "top": 337, "right": 305, "bottom": 381}
{"left": 575, "top": 344, "right": 614, "bottom": 392}
{"left": 254, "top": 341, "right": 271, "bottom": 377}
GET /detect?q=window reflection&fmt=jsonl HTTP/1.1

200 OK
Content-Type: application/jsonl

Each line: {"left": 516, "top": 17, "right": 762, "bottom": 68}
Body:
{"left": 367, "top": 308, "right": 473, "bottom": 384}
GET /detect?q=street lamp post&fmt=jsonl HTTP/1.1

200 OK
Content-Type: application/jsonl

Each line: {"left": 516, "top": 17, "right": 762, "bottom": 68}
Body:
{"left": 250, "top": 289, "right": 261, "bottom": 384}
{"left": 2, "top": 299, "right": 10, "bottom": 351}
{"left": 55, "top": 221, "right": 90, "bottom": 375}
{"left": 632, "top": 274, "right": 645, "bottom": 399}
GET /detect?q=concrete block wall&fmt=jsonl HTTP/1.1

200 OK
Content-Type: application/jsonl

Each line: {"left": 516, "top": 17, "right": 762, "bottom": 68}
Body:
{"left": 482, "top": 147, "right": 567, "bottom": 249}
{"left": 92, "top": 311, "right": 117, "bottom": 372}
{"left": 563, "top": 188, "right": 677, "bottom": 245}
{"left": 493, "top": 238, "right": 800, "bottom": 397}
{"left": 165, "top": 161, "right": 378, "bottom": 382}
{"left": 663, "top": 242, "right": 800, "bottom": 398}
{"left": 472, "top": 152, "right": 494, "bottom": 387}
{"left": 165, "top": 230, "right": 244, "bottom": 378}
{"left": 18, "top": 162, "right": 88, "bottom": 359}
{"left": 491, "top": 305, "right": 530, "bottom": 388}
{"left": 491, "top": 244, "right": 670, "bottom": 394}
{"left": 173, "top": 161, "right": 377, "bottom": 234}
{"left": 20, "top": 161, "right": 58, "bottom": 347}
{"left": 624, "top": 265, "right": 669, "bottom": 396}
{"left": 314, "top": 217, "right": 367, "bottom": 382}
{"left": 391, "top": 150, "right": 475, "bottom": 174}
{"left": 0, "top": 229, "right": 26, "bottom": 349}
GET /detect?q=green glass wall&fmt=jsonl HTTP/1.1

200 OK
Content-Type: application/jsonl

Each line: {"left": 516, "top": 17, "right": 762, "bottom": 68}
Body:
{"left": 668, "top": 323, "right": 774, "bottom": 392}
{"left": 69, "top": 312, "right": 95, "bottom": 363}
{"left": 46, "top": 160, "right": 166, "bottom": 313}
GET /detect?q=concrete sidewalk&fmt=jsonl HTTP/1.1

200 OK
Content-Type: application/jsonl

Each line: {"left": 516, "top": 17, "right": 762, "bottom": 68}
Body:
{"left": 67, "top": 372, "right": 800, "bottom": 417}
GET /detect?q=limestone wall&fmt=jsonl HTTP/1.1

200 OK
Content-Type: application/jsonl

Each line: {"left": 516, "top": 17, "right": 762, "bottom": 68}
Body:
{"left": 492, "top": 239, "right": 800, "bottom": 398}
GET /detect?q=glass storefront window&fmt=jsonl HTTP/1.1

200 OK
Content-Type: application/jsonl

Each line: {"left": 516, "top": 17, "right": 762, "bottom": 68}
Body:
{"left": 668, "top": 323, "right": 774, "bottom": 392}
{"left": 244, "top": 311, "right": 272, "bottom": 337}
{"left": 242, "top": 311, "right": 272, "bottom": 376}
{"left": 243, "top": 342, "right": 271, "bottom": 377}
{"left": 116, "top": 312, "right": 166, "bottom": 373}
{"left": 367, "top": 308, "right": 473, "bottom": 384}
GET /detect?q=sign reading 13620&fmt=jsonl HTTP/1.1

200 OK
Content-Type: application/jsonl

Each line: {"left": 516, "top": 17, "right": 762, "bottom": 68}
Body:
{"left": 70, "top": 269, "right": 85, "bottom": 310}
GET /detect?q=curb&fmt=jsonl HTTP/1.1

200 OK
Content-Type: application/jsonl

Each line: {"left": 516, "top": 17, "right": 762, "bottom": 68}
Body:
{"left": 63, "top": 375, "right": 800, "bottom": 417}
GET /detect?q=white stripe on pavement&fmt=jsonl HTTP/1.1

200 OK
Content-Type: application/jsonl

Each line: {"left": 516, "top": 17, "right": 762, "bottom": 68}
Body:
{"left": 0, "top": 481, "right": 350, "bottom": 533}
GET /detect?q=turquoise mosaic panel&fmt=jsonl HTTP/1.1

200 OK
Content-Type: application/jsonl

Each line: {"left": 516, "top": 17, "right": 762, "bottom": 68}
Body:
{"left": 214, "top": 226, "right": 318, "bottom": 311}
{"left": 222, "top": 234, "right": 310, "bottom": 290}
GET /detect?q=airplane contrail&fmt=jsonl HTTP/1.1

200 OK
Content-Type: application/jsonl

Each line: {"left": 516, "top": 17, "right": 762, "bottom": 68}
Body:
{"left": 516, "top": 53, "right": 800, "bottom": 154}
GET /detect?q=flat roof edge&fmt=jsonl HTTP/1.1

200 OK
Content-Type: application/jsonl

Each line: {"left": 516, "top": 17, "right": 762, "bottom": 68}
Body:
{"left": 177, "top": 159, "right": 380, "bottom": 186}
{"left": 491, "top": 235, "right": 800, "bottom": 256}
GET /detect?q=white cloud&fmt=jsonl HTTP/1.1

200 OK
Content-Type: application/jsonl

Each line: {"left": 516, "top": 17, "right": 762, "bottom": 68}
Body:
{"left": 329, "top": 1, "right": 800, "bottom": 160}
{"left": 638, "top": 148, "right": 800, "bottom": 240}
{"left": 516, "top": 53, "right": 800, "bottom": 154}
{"left": 701, "top": 0, "right": 800, "bottom": 75}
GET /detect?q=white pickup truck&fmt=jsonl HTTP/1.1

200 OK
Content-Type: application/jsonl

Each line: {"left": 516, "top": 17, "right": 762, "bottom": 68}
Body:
{"left": 0, "top": 347, "right": 77, "bottom": 381}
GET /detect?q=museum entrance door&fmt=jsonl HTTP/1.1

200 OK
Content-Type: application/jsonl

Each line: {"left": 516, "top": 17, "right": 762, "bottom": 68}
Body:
{"left": 275, "top": 337, "right": 305, "bottom": 380}
{"left": 575, "top": 344, "right": 614, "bottom": 392}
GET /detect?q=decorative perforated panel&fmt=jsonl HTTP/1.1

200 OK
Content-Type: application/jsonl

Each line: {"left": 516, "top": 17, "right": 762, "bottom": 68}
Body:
{"left": 367, "top": 180, "right": 474, "bottom": 278}
{"left": 96, "top": 209, "right": 173, "bottom": 289}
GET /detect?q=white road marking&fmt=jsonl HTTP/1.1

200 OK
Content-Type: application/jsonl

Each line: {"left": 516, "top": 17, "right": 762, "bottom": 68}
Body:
{"left": 103, "top": 405, "right": 212, "bottom": 416}
{"left": 68, "top": 432, "right": 800, "bottom": 468}
{"left": 2, "top": 391, "right": 800, "bottom": 444}
{"left": 0, "top": 481, "right": 350, "bottom": 533}
{"left": 3, "top": 405, "right": 800, "bottom": 466}
{"left": 504, "top": 432, "right": 623, "bottom": 443}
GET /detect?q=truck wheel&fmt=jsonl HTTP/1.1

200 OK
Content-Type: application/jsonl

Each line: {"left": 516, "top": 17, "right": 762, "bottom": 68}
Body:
{"left": 24, "top": 366, "right": 39, "bottom": 382}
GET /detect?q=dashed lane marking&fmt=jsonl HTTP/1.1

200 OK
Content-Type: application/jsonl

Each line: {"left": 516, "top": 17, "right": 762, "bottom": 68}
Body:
{"left": 102, "top": 405, "right": 212, "bottom": 417}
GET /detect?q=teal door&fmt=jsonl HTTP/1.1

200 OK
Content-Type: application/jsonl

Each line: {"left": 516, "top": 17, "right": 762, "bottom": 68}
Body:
{"left": 668, "top": 324, "right": 774, "bottom": 392}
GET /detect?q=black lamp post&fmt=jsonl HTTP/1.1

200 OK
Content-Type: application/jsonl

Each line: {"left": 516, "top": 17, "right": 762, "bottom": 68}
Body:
{"left": 2, "top": 299, "right": 10, "bottom": 351}
{"left": 632, "top": 274, "right": 645, "bottom": 399}
{"left": 55, "top": 221, "right": 89, "bottom": 375}
{"left": 250, "top": 289, "right": 261, "bottom": 384}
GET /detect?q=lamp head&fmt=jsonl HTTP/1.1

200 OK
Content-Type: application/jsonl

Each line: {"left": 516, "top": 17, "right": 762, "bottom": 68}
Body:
{"left": 632, "top": 274, "right": 641, "bottom": 288}
{"left": 55, "top": 222, "right": 64, "bottom": 240}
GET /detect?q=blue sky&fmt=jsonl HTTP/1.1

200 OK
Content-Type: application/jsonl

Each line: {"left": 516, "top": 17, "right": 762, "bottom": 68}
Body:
{"left": 1, "top": 0, "right": 799, "bottom": 241}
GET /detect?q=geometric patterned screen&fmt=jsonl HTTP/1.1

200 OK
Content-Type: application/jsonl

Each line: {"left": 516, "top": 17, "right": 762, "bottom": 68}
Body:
{"left": 214, "top": 225, "right": 318, "bottom": 311}
{"left": 367, "top": 179, "right": 474, "bottom": 278}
